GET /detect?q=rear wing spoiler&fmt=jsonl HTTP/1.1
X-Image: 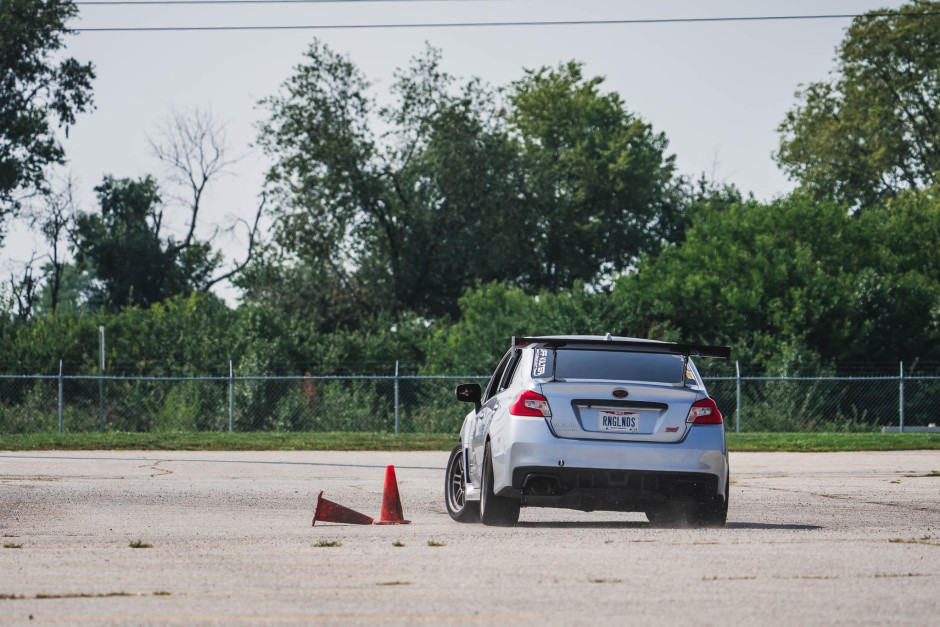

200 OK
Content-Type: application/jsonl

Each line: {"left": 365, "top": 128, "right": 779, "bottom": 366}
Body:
{"left": 512, "top": 336, "right": 731, "bottom": 360}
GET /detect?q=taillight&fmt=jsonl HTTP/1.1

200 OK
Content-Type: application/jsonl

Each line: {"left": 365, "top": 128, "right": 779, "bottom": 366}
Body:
{"left": 509, "top": 390, "right": 552, "bottom": 417}
{"left": 687, "top": 397, "right": 722, "bottom": 424}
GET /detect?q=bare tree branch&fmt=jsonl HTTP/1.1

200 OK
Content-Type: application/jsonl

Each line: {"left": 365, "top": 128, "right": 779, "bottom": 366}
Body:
{"left": 21, "top": 174, "right": 78, "bottom": 314}
{"left": 8, "top": 253, "right": 42, "bottom": 322}
{"left": 45, "top": 176, "right": 76, "bottom": 314}
{"left": 200, "top": 193, "right": 266, "bottom": 291}
{"left": 149, "top": 107, "right": 240, "bottom": 254}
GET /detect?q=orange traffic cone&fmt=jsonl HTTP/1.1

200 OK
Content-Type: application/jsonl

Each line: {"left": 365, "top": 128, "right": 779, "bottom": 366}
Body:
{"left": 312, "top": 491, "right": 374, "bottom": 526}
{"left": 374, "top": 465, "right": 411, "bottom": 525}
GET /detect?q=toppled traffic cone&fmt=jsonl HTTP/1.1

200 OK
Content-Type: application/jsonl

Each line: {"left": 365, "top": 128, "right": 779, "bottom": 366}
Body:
{"left": 312, "top": 491, "right": 374, "bottom": 526}
{"left": 374, "top": 465, "right": 411, "bottom": 525}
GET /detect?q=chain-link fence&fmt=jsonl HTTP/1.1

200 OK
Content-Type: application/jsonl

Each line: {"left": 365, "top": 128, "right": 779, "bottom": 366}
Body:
{"left": 0, "top": 369, "right": 937, "bottom": 434}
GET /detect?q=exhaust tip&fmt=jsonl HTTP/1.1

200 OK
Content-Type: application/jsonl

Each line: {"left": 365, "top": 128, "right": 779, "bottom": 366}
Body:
{"left": 524, "top": 474, "right": 561, "bottom": 496}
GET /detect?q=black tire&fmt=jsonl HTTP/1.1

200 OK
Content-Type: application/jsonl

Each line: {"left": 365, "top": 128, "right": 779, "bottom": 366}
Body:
{"left": 479, "top": 442, "right": 520, "bottom": 526}
{"left": 688, "top": 475, "right": 729, "bottom": 527}
{"left": 444, "top": 445, "right": 479, "bottom": 522}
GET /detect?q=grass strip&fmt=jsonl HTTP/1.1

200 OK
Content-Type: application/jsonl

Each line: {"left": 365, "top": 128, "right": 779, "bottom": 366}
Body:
{"left": 727, "top": 432, "right": 940, "bottom": 452}
{"left": 0, "top": 431, "right": 456, "bottom": 451}
{"left": 0, "top": 431, "right": 938, "bottom": 452}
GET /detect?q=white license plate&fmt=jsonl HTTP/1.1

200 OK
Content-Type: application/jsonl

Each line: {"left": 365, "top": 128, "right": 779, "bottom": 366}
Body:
{"left": 598, "top": 410, "right": 639, "bottom": 432}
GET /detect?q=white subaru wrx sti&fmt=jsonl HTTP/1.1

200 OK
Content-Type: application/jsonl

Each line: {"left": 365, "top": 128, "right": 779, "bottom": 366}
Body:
{"left": 444, "top": 336, "right": 731, "bottom": 526}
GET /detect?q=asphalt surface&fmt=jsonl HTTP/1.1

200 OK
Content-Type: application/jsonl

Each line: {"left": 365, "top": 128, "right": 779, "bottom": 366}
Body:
{"left": 1, "top": 449, "right": 939, "bottom": 625}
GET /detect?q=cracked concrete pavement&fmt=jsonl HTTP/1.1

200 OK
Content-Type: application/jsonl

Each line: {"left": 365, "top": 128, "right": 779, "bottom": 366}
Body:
{"left": 1, "top": 450, "right": 939, "bottom": 625}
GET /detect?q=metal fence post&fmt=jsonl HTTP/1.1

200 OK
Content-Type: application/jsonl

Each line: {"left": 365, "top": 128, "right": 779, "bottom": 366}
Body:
{"left": 735, "top": 360, "right": 741, "bottom": 434}
{"left": 394, "top": 360, "right": 400, "bottom": 435}
{"left": 58, "top": 360, "right": 63, "bottom": 435}
{"left": 98, "top": 326, "right": 105, "bottom": 432}
{"left": 228, "top": 360, "right": 234, "bottom": 433}
{"left": 899, "top": 361, "right": 905, "bottom": 434}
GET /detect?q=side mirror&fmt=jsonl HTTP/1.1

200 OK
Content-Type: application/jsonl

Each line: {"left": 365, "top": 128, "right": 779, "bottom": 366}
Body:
{"left": 455, "top": 383, "right": 482, "bottom": 411}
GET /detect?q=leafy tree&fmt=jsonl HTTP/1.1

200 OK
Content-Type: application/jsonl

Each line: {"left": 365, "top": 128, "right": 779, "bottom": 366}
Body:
{"left": 509, "top": 61, "right": 683, "bottom": 290}
{"left": 776, "top": 2, "right": 940, "bottom": 207}
{"left": 72, "top": 175, "right": 221, "bottom": 309}
{"left": 0, "top": 0, "right": 94, "bottom": 238}
{"left": 256, "top": 43, "right": 682, "bottom": 322}
{"left": 616, "top": 190, "right": 940, "bottom": 366}
{"left": 257, "top": 43, "right": 524, "bottom": 321}
{"left": 427, "top": 188, "right": 940, "bottom": 375}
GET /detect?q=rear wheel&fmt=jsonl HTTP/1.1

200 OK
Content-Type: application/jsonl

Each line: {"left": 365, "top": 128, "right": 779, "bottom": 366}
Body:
{"left": 689, "top": 475, "right": 729, "bottom": 527}
{"left": 647, "top": 475, "right": 729, "bottom": 527}
{"left": 445, "top": 445, "right": 479, "bottom": 522}
{"left": 480, "top": 442, "right": 520, "bottom": 526}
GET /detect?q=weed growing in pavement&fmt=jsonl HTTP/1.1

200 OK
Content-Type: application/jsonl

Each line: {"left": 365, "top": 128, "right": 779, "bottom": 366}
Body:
{"left": 3, "top": 544, "right": 22, "bottom": 549}
{"left": 903, "top": 471, "right": 940, "bottom": 477}
{"left": 153, "top": 591, "right": 172, "bottom": 596}
{"left": 604, "top": 539, "right": 614, "bottom": 544}
{"left": 128, "top": 540, "right": 152, "bottom": 549}
{"left": 35, "top": 592, "right": 134, "bottom": 599}
{"left": 427, "top": 540, "right": 445, "bottom": 547}
{"left": 313, "top": 540, "right": 342, "bottom": 548}
{"left": 392, "top": 541, "right": 405, "bottom": 547}
{"left": 0, "top": 591, "right": 167, "bottom": 601}
{"left": 376, "top": 581, "right": 410, "bottom": 586}
{"left": 588, "top": 578, "right": 623, "bottom": 584}
{"left": 887, "top": 535, "right": 938, "bottom": 546}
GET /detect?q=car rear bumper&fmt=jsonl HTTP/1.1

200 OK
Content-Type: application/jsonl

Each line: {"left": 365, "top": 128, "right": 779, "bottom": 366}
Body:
{"left": 489, "top": 416, "right": 728, "bottom": 505}
{"left": 512, "top": 467, "right": 720, "bottom": 512}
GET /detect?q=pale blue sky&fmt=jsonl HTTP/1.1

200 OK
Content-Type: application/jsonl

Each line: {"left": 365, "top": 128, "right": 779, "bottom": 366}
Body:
{"left": 3, "top": 0, "right": 905, "bottom": 300}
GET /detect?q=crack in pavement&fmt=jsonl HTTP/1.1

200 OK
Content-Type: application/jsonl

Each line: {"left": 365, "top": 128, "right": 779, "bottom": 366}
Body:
{"left": 138, "top": 461, "right": 173, "bottom": 478}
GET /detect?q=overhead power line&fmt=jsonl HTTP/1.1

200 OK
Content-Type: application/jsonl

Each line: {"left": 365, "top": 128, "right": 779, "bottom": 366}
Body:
{"left": 75, "top": 0, "right": 504, "bottom": 4}
{"left": 55, "top": 12, "right": 940, "bottom": 33}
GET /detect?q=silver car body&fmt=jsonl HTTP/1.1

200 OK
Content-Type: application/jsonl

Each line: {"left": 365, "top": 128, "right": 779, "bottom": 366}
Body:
{"left": 457, "top": 335, "right": 729, "bottom": 514}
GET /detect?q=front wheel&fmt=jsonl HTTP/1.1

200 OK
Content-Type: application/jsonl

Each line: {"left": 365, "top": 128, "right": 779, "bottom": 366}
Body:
{"left": 479, "top": 442, "right": 520, "bottom": 526}
{"left": 445, "top": 445, "right": 479, "bottom": 522}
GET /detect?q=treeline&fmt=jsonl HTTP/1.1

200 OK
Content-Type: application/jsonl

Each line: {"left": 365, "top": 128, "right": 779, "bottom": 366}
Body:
{"left": 3, "top": 186, "right": 939, "bottom": 379}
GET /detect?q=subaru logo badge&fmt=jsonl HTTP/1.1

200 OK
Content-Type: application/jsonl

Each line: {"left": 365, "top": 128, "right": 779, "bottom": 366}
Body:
{"left": 612, "top": 388, "right": 628, "bottom": 399}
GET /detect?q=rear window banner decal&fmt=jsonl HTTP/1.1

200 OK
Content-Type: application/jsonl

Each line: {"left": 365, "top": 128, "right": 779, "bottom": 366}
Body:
{"left": 532, "top": 348, "right": 550, "bottom": 378}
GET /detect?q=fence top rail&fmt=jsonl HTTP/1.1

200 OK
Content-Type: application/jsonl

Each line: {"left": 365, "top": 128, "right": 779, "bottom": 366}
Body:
{"left": 703, "top": 375, "right": 920, "bottom": 381}
{"left": 0, "top": 374, "right": 491, "bottom": 382}
{"left": 0, "top": 373, "right": 937, "bottom": 382}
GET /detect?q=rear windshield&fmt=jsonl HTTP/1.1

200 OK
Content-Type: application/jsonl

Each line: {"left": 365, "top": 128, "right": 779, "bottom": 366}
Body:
{"left": 552, "top": 349, "right": 689, "bottom": 384}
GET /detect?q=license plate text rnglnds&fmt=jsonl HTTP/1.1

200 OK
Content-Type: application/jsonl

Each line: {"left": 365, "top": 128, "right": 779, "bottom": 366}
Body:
{"left": 598, "top": 410, "right": 639, "bottom": 432}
